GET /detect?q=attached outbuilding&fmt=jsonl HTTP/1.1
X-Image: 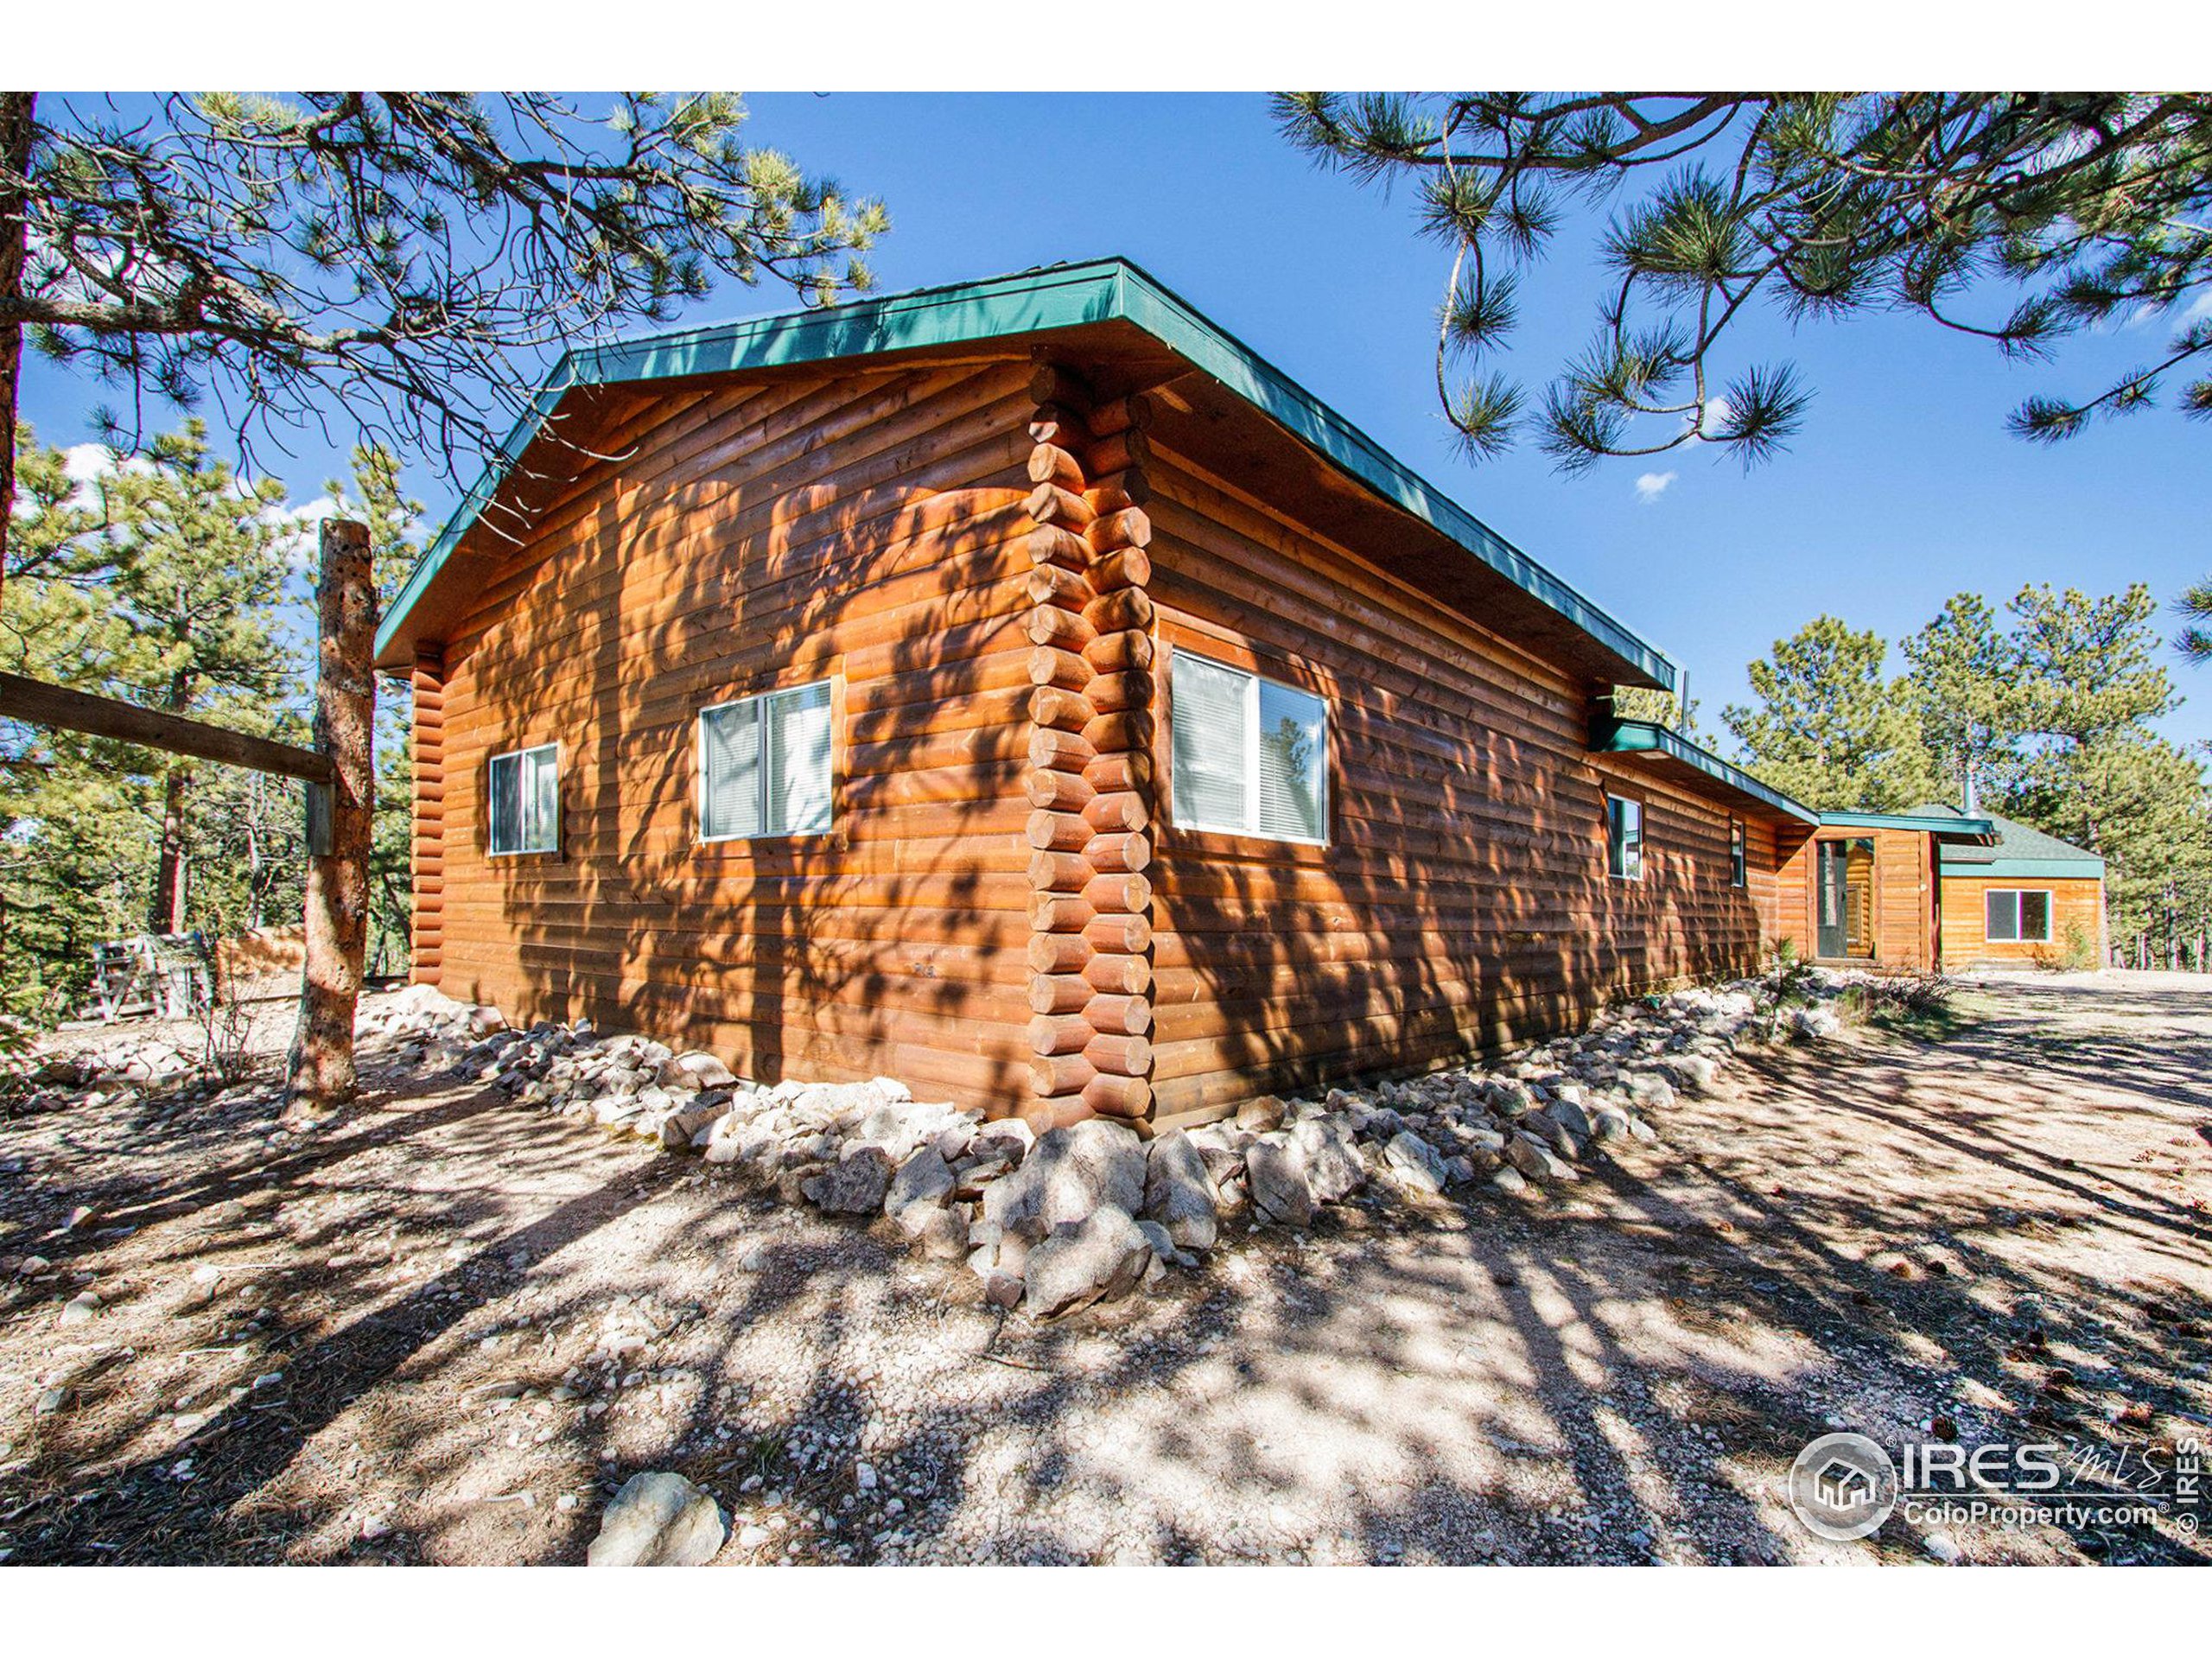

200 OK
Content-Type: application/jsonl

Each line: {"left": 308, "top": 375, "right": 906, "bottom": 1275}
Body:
{"left": 373, "top": 259, "right": 1972, "bottom": 1131}
{"left": 1913, "top": 806, "right": 2107, "bottom": 969}
{"left": 1773, "top": 809, "right": 2001, "bottom": 974}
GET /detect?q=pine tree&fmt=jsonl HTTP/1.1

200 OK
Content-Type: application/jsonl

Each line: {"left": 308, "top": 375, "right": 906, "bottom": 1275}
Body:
{"left": 2011, "top": 734, "right": 2210, "bottom": 957}
{"left": 2180, "top": 575, "right": 2212, "bottom": 664}
{"left": 96, "top": 423, "right": 299, "bottom": 934}
{"left": 2008, "top": 582, "right": 2177, "bottom": 747}
{"left": 1, "top": 426, "right": 155, "bottom": 1006}
{"left": 0, "top": 92, "right": 887, "bottom": 586}
{"left": 1902, "top": 594, "right": 2021, "bottom": 805}
{"left": 1722, "top": 618, "right": 1939, "bottom": 810}
{"left": 1274, "top": 93, "right": 2212, "bottom": 468}
{"left": 323, "top": 444, "right": 424, "bottom": 975}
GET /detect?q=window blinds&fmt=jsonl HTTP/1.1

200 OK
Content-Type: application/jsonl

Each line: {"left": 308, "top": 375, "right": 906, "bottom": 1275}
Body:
{"left": 702, "top": 681, "right": 833, "bottom": 841}
{"left": 1171, "top": 649, "right": 1328, "bottom": 844}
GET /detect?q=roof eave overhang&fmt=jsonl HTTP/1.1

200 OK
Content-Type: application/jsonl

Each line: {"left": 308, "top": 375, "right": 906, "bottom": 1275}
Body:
{"left": 373, "top": 259, "right": 1682, "bottom": 695}
{"left": 1817, "top": 810, "right": 1998, "bottom": 844}
{"left": 1592, "top": 717, "right": 1821, "bottom": 824}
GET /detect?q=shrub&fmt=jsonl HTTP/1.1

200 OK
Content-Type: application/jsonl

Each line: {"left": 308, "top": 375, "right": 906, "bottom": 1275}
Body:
{"left": 1847, "top": 972, "right": 1959, "bottom": 1038}
{"left": 1751, "top": 938, "right": 1821, "bottom": 1040}
{"left": 2057, "top": 919, "right": 2099, "bottom": 973}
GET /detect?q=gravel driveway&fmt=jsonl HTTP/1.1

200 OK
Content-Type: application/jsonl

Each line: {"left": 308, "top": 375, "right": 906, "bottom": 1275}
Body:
{"left": 3, "top": 970, "right": 2207, "bottom": 1565}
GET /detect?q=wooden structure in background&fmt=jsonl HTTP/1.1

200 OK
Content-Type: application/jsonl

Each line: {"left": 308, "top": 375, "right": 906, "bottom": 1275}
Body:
{"left": 410, "top": 644, "right": 448, "bottom": 986}
{"left": 0, "top": 672, "right": 332, "bottom": 785}
{"left": 1, "top": 517, "right": 376, "bottom": 1111}
{"left": 370, "top": 261, "right": 1957, "bottom": 1130}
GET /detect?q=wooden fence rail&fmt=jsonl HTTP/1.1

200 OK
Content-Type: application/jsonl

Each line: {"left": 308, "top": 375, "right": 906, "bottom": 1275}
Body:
{"left": 0, "top": 671, "right": 333, "bottom": 784}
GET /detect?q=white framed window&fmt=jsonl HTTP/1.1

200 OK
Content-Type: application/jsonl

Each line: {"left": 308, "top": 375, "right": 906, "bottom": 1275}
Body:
{"left": 486, "top": 743, "right": 560, "bottom": 856}
{"left": 1606, "top": 793, "right": 1643, "bottom": 881}
{"left": 700, "top": 679, "right": 834, "bottom": 842}
{"left": 1985, "top": 888, "right": 2053, "bottom": 944}
{"left": 1730, "top": 818, "right": 1747, "bottom": 889}
{"left": 1169, "top": 648, "right": 1329, "bottom": 845}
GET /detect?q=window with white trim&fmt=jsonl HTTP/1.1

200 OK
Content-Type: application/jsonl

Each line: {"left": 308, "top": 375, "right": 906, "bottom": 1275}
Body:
{"left": 700, "top": 680, "right": 834, "bottom": 842}
{"left": 1730, "top": 818, "right": 1747, "bottom": 889}
{"left": 1605, "top": 793, "right": 1643, "bottom": 880}
{"left": 1984, "top": 887, "right": 2053, "bottom": 944}
{"left": 1169, "top": 648, "right": 1329, "bottom": 844}
{"left": 486, "top": 743, "right": 561, "bottom": 856}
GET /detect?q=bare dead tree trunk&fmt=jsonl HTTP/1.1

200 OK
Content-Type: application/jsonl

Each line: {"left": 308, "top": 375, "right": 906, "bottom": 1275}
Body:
{"left": 284, "top": 518, "right": 374, "bottom": 1123}
{"left": 0, "top": 91, "right": 35, "bottom": 601}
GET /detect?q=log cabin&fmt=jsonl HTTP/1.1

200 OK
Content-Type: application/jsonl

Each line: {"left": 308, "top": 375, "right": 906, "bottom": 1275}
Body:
{"left": 374, "top": 258, "right": 2057, "bottom": 1133}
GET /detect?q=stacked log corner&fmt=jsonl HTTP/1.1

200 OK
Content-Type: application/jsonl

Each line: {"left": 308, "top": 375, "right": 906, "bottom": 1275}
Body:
{"left": 1020, "top": 365, "right": 1157, "bottom": 1131}
{"left": 410, "top": 642, "right": 446, "bottom": 987}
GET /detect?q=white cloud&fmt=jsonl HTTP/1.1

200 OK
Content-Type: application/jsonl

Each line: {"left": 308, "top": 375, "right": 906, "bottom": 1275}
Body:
{"left": 1634, "top": 470, "right": 1678, "bottom": 504}
{"left": 269, "top": 496, "right": 340, "bottom": 574}
{"left": 2180, "top": 289, "right": 2212, "bottom": 327}
{"left": 62, "top": 442, "right": 114, "bottom": 484}
{"left": 1698, "top": 397, "right": 1734, "bottom": 438}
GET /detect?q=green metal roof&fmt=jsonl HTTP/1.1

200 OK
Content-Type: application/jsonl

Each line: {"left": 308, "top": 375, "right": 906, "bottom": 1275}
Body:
{"left": 374, "top": 258, "right": 1681, "bottom": 693}
{"left": 1592, "top": 717, "right": 1821, "bottom": 823}
{"left": 1911, "top": 807, "right": 2106, "bottom": 875}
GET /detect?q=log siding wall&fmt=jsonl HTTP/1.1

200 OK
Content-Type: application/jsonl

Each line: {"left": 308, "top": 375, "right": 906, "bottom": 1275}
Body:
{"left": 1937, "top": 874, "right": 2104, "bottom": 968}
{"left": 410, "top": 642, "right": 446, "bottom": 985}
{"left": 1140, "top": 442, "right": 1772, "bottom": 1125}
{"left": 429, "top": 360, "right": 1046, "bottom": 1104}
{"left": 1016, "top": 366, "right": 1160, "bottom": 1130}
{"left": 421, "top": 353, "right": 1795, "bottom": 1128}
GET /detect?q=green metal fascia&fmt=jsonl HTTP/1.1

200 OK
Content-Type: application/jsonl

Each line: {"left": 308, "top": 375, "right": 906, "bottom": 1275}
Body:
{"left": 1939, "top": 855, "right": 2106, "bottom": 880}
{"left": 373, "top": 257, "right": 1682, "bottom": 697}
{"left": 1816, "top": 810, "right": 1999, "bottom": 837}
{"left": 1593, "top": 718, "right": 1820, "bottom": 823}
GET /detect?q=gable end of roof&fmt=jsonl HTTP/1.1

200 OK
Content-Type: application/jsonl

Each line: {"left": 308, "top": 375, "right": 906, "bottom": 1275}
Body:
{"left": 372, "top": 259, "right": 1681, "bottom": 696}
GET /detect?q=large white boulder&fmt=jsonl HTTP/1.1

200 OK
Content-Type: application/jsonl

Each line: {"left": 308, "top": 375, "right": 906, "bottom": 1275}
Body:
{"left": 1141, "top": 1130, "right": 1220, "bottom": 1253}
{"left": 1244, "top": 1136, "right": 1313, "bottom": 1229}
{"left": 1021, "top": 1205, "right": 1154, "bottom": 1318}
{"left": 586, "top": 1471, "right": 726, "bottom": 1567}
{"left": 979, "top": 1119, "right": 1145, "bottom": 1241}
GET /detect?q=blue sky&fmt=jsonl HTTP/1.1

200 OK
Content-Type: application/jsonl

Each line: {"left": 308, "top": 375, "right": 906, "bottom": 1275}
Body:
{"left": 19, "top": 92, "right": 2211, "bottom": 755}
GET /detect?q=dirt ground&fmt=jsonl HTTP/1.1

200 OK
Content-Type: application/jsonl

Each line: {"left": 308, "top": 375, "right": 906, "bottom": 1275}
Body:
{"left": 2, "top": 970, "right": 2207, "bottom": 1567}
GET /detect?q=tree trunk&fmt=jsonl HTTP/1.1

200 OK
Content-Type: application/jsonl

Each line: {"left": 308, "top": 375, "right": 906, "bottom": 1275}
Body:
{"left": 0, "top": 91, "right": 35, "bottom": 600}
{"left": 284, "top": 518, "right": 375, "bottom": 1123}
{"left": 245, "top": 776, "right": 264, "bottom": 929}
{"left": 152, "top": 764, "right": 191, "bottom": 933}
{"left": 149, "top": 662, "right": 196, "bottom": 935}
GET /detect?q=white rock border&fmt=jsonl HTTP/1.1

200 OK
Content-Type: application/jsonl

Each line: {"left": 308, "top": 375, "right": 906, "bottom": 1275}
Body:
{"left": 9, "top": 968, "right": 1880, "bottom": 1317}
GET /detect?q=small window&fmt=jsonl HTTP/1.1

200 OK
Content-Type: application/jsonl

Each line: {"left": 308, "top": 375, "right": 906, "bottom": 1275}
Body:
{"left": 487, "top": 743, "right": 560, "bottom": 856}
{"left": 1985, "top": 888, "right": 2053, "bottom": 944}
{"left": 1606, "top": 793, "right": 1643, "bottom": 880}
{"left": 1730, "top": 818, "right": 1747, "bottom": 889}
{"left": 1169, "top": 649, "right": 1328, "bottom": 845}
{"left": 700, "top": 680, "right": 834, "bottom": 842}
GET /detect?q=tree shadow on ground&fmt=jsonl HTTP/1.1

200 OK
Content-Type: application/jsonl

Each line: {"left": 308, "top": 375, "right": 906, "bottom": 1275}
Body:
{"left": 3, "top": 976, "right": 2208, "bottom": 1564}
